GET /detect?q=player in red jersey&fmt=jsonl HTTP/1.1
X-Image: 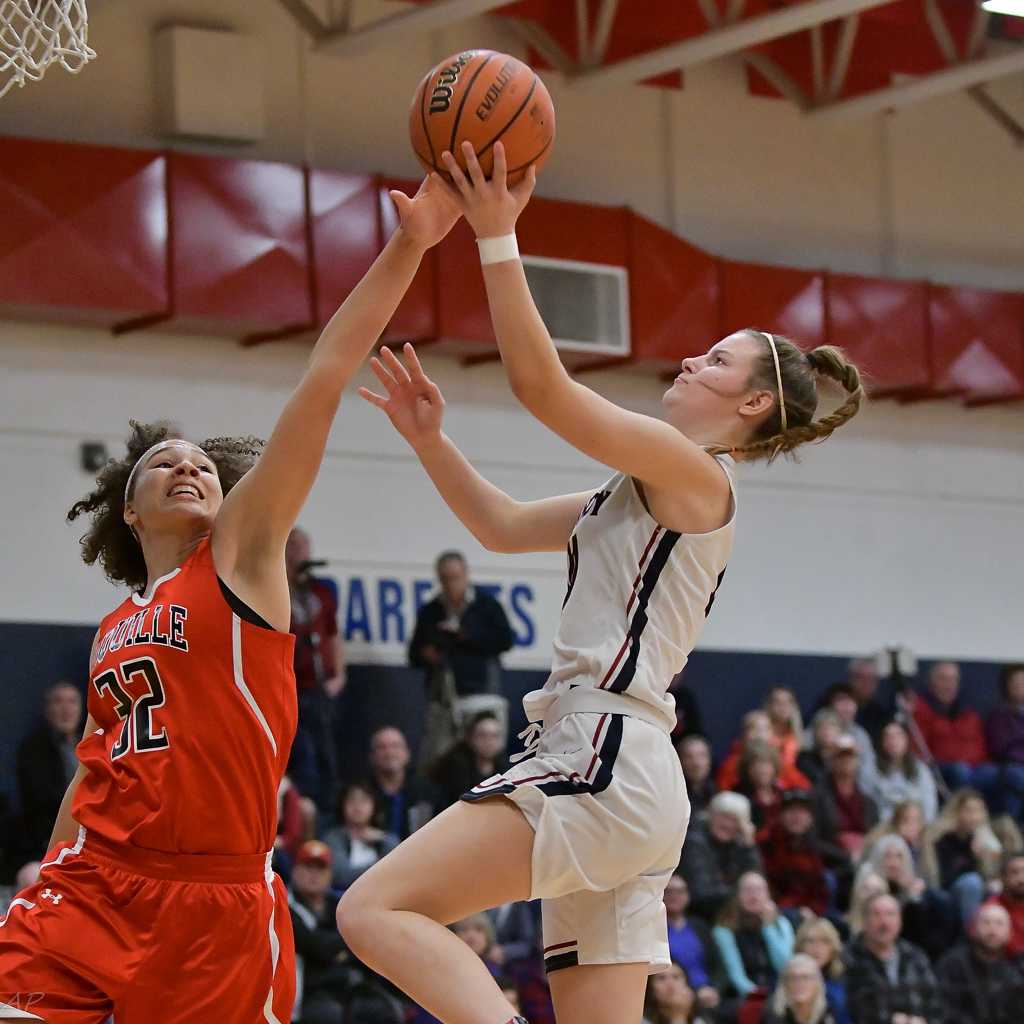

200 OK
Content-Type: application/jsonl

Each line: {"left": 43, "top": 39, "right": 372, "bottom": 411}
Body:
{"left": 0, "top": 176, "right": 458, "bottom": 1023}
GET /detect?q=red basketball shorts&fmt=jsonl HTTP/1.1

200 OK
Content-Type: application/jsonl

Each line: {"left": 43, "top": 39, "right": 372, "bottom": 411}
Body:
{"left": 0, "top": 828, "right": 295, "bottom": 1023}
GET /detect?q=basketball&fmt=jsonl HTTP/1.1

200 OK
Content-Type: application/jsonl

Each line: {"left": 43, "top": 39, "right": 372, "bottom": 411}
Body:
{"left": 409, "top": 50, "right": 555, "bottom": 185}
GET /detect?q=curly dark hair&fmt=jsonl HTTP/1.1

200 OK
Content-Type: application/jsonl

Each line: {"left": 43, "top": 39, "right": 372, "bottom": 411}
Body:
{"left": 67, "top": 421, "right": 264, "bottom": 592}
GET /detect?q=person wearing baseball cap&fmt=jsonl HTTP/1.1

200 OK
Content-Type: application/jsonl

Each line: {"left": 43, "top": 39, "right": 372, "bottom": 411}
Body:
{"left": 817, "top": 734, "right": 879, "bottom": 859}
{"left": 289, "top": 839, "right": 355, "bottom": 1021}
{"left": 296, "top": 840, "right": 333, "bottom": 869}
{"left": 760, "top": 789, "right": 830, "bottom": 918}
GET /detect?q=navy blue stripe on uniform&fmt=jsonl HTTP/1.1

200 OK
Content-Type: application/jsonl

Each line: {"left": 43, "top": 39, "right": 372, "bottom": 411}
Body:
{"left": 544, "top": 950, "right": 580, "bottom": 972}
{"left": 606, "top": 529, "right": 681, "bottom": 694}
{"left": 459, "top": 715, "right": 625, "bottom": 803}
{"left": 462, "top": 782, "right": 517, "bottom": 802}
{"left": 532, "top": 714, "right": 624, "bottom": 798}
{"left": 704, "top": 566, "right": 727, "bottom": 618}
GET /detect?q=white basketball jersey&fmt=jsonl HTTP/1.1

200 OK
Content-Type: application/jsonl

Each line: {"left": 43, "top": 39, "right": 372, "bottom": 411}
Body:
{"left": 523, "top": 455, "right": 737, "bottom": 732}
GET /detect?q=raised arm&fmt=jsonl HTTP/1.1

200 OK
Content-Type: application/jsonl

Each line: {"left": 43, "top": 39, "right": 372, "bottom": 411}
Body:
{"left": 360, "top": 344, "right": 588, "bottom": 554}
{"left": 212, "top": 178, "right": 459, "bottom": 605}
{"left": 439, "top": 145, "right": 729, "bottom": 522}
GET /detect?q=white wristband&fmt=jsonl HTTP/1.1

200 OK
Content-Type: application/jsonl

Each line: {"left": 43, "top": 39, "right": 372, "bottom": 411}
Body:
{"left": 477, "top": 233, "right": 519, "bottom": 266}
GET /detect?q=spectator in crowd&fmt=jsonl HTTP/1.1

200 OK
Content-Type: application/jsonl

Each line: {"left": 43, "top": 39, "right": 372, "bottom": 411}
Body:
{"left": 643, "top": 963, "right": 715, "bottom": 1024}
{"left": 912, "top": 661, "right": 998, "bottom": 799}
{"left": 323, "top": 782, "right": 399, "bottom": 891}
{"left": 428, "top": 711, "right": 509, "bottom": 811}
{"left": 812, "top": 735, "right": 879, "bottom": 860}
{"left": 921, "top": 788, "right": 1013, "bottom": 926}
{"left": 276, "top": 773, "right": 314, "bottom": 867}
{"left": 720, "top": 711, "right": 809, "bottom": 792}
{"left": 484, "top": 901, "right": 538, "bottom": 970}
{"left": 681, "top": 791, "right": 763, "bottom": 921}
{"left": 288, "top": 840, "right": 352, "bottom": 1024}
{"left": 16, "top": 680, "right": 83, "bottom": 857}
{"left": 762, "top": 953, "right": 836, "bottom": 1024}
{"left": 847, "top": 870, "right": 888, "bottom": 936}
{"left": 670, "top": 673, "right": 707, "bottom": 744}
{"left": 679, "top": 735, "right": 717, "bottom": 814}
{"left": 864, "top": 721, "right": 938, "bottom": 823}
{"left": 664, "top": 873, "right": 722, "bottom": 1010}
{"left": 846, "top": 658, "right": 892, "bottom": 741}
{"left": 868, "top": 800, "right": 928, "bottom": 868}
{"left": 988, "top": 851, "right": 1024, "bottom": 956}
{"left": 766, "top": 687, "right": 806, "bottom": 775}
{"left": 287, "top": 527, "right": 346, "bottom": 813}
{"left": 819, "top": 684, "right": 876, "bottom": 779}
{"left": 857, "top": 836, "right": 954, "bottom": 961}
{"left": 739, "top": 741, "right": 787, "bottom": 837}
{"left": 794, "top": 918, "right": 850, "bottom": 1024}
{"left": 759, "top": 790, "right": 830, "bottom": 919}
{"left": 364, "top": 726, "right": 435, "bottom": 840}
{"left": 986, "top": 664, "right": 1024, "bottom": 820}
{"left": 935, "top": 903, "right": 1024, "bottom": 1024}
{"left": 712, "top": 871, "right": 795, "bottom": 1002}
{"left": 409, "top": 551, "right": 515, "bottom": 765}
{"left": 844, "top": 893, "right": 942, "bottom": 1024}
{"left": 798, "top": 711, "right": 845, "bottom": 789}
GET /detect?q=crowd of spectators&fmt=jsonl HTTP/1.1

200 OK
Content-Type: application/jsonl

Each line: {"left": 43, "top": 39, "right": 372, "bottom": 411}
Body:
{"left": 3, "top": 531, "right": 1024, "bottom": 1024}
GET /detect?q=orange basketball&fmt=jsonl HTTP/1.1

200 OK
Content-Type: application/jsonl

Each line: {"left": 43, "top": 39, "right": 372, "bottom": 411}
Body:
{"left": 409, "top": 50, "right": 555, "bottom": 185}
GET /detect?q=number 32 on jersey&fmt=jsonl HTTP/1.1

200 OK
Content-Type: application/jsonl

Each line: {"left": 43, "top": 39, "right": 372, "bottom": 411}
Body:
{"left": 93, "top": 656, "right": 170, "bottom": 760}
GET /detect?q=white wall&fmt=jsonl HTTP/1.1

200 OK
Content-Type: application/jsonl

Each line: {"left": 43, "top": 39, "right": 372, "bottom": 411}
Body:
{"left": 2, "top": 321, "right": 1022, "bottom": 667}
{"left": 0, "top": 1, "right": 1022, "bottom": 668}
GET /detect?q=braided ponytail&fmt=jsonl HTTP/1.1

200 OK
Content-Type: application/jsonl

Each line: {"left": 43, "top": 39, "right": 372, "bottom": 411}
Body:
{"left": 709, "top": 331, "right": 865, "bottom": 464}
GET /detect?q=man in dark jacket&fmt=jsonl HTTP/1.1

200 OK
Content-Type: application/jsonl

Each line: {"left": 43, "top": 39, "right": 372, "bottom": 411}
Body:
{"left": 410, "top": 551, "right": 515, "bottom": 765}
{"left": 986, "top": 665, "right": 1024, "bottom": 821}
{"left": 679, "top": 791, "right": 762, "bottom": 921}
{"left": 365, "top": 726, "right": 436, "bottom": 840}
{"left": 288, "top": 840, "right": 354, "bottom": 1024}
{"left": 845, "top": 893, "right": 942, "bottom": 1024}
{"left": 409, "top": 551, "right": 514, "bottom": 698}
{"left": 16, "top": 680, "right": 83, "bottom": 858}
{"left": 936, "top": 903, "right": 1024, "bottom": 1024}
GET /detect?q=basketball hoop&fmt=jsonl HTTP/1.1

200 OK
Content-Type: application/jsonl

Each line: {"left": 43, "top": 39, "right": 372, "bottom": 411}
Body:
{"left": 1, "top": 0, "right": 96, "bottom": 99}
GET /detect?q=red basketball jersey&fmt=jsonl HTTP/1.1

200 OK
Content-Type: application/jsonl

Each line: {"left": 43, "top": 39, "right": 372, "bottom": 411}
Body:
{"left": 73, "top": 538, "right": 297, "bottom": 855}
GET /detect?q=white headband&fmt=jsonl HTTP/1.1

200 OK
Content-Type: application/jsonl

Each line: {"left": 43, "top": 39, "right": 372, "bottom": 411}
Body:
{"left": 763, "top": 332, "right": 787, "bottom": 432}
{"left": 124, "top": 440, "right": 209, "bottom": 504}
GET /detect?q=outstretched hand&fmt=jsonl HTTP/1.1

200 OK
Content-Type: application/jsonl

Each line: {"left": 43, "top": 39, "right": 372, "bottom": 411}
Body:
{"left": 358, "top": 343, "right": 445, "bottom": 450}
{"left": 390, "top": 173, "right": 462, "bottom": 250}
{"left": 438, "top": 140, "right": 537, "bottom": 239}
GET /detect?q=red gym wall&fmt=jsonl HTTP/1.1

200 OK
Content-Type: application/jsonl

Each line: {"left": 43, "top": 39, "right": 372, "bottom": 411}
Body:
{"left": 0, "top": 135, "right": 1021, "bottom": 404}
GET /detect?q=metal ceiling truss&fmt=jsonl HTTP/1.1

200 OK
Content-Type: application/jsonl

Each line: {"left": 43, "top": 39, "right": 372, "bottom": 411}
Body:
{"left": 568, "top": 0, "right": 894, "bottom": 88}
{"left": 810, "top": 0, "right": 1024, "bottom": 137}
{"left": 809, "top": 47, "right": 1024, "bottom": 121}
{"left": 275, "top": 0, "right": 512, "bottom": 54}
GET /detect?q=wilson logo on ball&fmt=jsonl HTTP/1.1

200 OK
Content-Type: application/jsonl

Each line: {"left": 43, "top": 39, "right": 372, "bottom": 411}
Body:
{"left": 429, "top": 51, "right": 476, "bottom": 114}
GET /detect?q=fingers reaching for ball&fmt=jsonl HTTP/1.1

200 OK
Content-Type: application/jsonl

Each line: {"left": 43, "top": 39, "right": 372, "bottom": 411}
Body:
{"left": 440, "top": 142, "right": 536, "bottom": 241}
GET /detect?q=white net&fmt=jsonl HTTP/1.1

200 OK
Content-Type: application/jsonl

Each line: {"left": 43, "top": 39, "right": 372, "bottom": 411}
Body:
{"left": 0, "top": 0, "right": 95, "bottom": 99}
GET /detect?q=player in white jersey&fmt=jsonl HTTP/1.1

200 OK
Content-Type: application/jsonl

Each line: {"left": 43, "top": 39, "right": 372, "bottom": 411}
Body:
{"left": 338, "top": 142, "right": 865, "bottom": 1024}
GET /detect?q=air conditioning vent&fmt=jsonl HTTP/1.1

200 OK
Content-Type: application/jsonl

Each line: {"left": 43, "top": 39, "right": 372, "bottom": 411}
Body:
{"left": 522, "top": 255, "right": 630, "bottom": 356}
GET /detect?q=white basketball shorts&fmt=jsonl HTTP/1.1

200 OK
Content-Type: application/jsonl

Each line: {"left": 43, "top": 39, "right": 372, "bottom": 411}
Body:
{"left": 463, "top": 708, "right": 689, "bottom": 974}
